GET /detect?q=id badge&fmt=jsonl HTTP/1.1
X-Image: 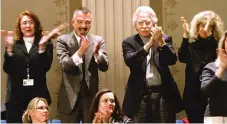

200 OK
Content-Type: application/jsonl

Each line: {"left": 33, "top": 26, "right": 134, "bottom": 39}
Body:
{"left": 23, "top": 79, "right": 34, "bottom": 86}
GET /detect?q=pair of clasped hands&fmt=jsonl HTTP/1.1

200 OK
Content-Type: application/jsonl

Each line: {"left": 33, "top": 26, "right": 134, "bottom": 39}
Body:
{"left": 144, "top": 25, "right": 165, "bottom": 49}
{"left": 92, "top": 106, "right": 113, "bottom": 123}
{"left": 77, "top": 35, "right": 102, "bottom": 58}
{"left": 0, "top": 23, "right": 69, "bottom": 51}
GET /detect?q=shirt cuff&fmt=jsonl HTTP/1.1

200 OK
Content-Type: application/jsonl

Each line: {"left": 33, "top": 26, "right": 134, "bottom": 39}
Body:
{"left": 72, "top": 52, "right": 83, "bottom": 66}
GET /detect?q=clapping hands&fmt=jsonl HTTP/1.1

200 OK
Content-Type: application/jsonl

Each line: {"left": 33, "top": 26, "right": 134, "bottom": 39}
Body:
{"left": 1, "top": 30, "right": 14, "bottom": 51}
{"left": 39, "top": 23, "right": 69, "bottom": 49}
{"left": 93, "top": 107, "right": 111, "bottom": 123}
{"left": 217, "top": 48, "right": 227, "bottom": 70}
{"left": 181, "top": 17, "right": 190, "bottom": 38}
{"left": 149, "top": 25, "right": 165, "bottom": 47}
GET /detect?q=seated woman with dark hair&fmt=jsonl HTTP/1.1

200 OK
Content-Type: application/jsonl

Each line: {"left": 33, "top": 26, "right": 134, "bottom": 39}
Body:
{"left": 89, "top": 89, "right": 133, "bottom": 123}
{"left": 22, "top": 97, "right": 50, "bottom": 123}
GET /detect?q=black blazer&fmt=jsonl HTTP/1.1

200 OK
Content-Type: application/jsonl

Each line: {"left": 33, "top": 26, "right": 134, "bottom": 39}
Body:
{"left": 178, "top": 36, "right": 217, "bottom": 109}
{"left": 201, "top": 62, "right": 227, "bottom": 116}
{"left": 122, "top": 34, "right": 183, "bottom": 118}
{"left": 3, "top": 38, "right": 53, "bottom": 106}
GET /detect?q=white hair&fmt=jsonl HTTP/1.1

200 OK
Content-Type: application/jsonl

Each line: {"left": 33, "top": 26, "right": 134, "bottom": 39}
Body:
{"left": 132, "top": 6, "right": 158, "bottom": 27}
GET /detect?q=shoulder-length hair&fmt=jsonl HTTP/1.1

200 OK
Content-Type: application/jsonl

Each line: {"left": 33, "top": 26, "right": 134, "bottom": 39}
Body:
{"left": 22, "top": 97, "right": 49, "bottom": 123}
{"left": 190, "top": 10, "right": 224, "bottom": 41}
{"left": 14, "top": 10, "right": 43, "bottom": 41}
{"left": 89, "top": 89, "right": 123, "bottom": 121}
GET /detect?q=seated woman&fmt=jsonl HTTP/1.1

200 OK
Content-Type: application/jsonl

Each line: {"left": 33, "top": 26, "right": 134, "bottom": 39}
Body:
{"left": 22, "top": 97, "right": 49, "bottom": 123}
{"left": 201, "top": 31, "right": 227, "bottom": 123}
{"left": 89, "top": 89, "right": 133, "bottom": 123}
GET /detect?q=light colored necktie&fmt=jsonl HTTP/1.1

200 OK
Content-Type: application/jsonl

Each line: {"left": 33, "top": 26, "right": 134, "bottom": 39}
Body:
{"left": 146, "top": 48, "right": 161, "bottom": 86}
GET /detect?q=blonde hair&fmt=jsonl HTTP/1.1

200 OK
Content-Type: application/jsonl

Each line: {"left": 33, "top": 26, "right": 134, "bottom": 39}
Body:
{"left": 22, "top": 97, "right": 49, "bottom": 123}
{"left": 190, "top": 10, "right": 224, "bottom": 41}
{"left": 132, "top": 6, "right": 158, "bottom": 27}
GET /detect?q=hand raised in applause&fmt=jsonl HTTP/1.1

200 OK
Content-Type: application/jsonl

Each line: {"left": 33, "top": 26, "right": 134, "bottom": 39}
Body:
{"left": 39, "top": 23, "right": 69, "bottom": 49}
{"left": 218, "top": 48, "right": 227, "bottom": 70}
{"left": 151, "top": 25, "right": 165, "bottom": 47}
{"left": 93, "top": 40, "right": 102, "bottom": 58}
{"left": 1, "top": 30, "right": 14, "bottom": 51}
{"left": 77, "top": 35, "right": 89, "bottom": 57}
{"left": 93, "top": 107, "right": 110, "bottom": 123}
{"left": 181, "top": 17, "right": 189, "bottom": 38}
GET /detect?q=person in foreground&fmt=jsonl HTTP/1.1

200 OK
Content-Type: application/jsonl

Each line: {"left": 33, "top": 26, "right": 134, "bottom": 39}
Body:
{"left": 122, "top": 6, "right": 183, "bottom": 123}
{"left": 89, "top": 89, "right": 133, "bottom": 123}
{"left": 179, "top": 10, "right": 224, "bottom": 123}
{"left": 22, "top": 97, "right": 49, "bottom": 123}
{"left": 56, "top": 7, "right": 109, "bottom": 123}
{"left": 201, "top": 31, "right": 227, "bottom": 123}
{"left": 1, "top": 10, "right": 68, "bottom": 123}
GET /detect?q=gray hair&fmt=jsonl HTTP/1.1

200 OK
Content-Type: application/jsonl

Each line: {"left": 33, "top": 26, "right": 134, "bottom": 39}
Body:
{"left": 132, "top": 6, "right": 158, "bottom": 27}
{"left": 73, "top": 7, "right": 92, "bottom": 19}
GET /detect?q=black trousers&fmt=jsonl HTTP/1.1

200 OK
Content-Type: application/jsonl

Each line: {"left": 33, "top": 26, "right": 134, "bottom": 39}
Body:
{"left": 134, "top": 87, "right": 176, "bottom": 123}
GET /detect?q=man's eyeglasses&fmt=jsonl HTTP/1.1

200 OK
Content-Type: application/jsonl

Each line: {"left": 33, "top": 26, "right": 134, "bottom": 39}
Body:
{"left": 137, "top": 20, "right": 152, "bottom": 27}
{"left": 21, "top": 21, "right": 35, "bottom": 26}
{"left": 36, "top": 106, "right": 49, "bottom": 111}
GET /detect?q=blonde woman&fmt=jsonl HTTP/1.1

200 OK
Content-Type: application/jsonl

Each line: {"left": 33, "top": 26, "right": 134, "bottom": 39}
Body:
{"left": 22, "top": 97, "right": 49, "bottom": 123}
{"left": 178, "top": 11, "right": 224, "bottom": 123}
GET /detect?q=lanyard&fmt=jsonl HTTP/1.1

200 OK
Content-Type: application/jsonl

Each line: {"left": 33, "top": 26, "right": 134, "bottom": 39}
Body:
{"left": 26, "top": 64, "right": 30, "bottom": 79}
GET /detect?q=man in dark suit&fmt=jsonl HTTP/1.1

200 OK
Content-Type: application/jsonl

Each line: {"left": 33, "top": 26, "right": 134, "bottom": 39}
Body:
{"left": 122, "top": 6, "right": 183, "bottom": 123}
{"left": 56, "top": 7, "right": 109, "bottom": 123}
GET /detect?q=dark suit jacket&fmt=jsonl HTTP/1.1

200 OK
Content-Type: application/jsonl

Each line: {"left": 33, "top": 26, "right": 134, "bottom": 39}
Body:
{"left": 201, "top": 62, "right": 227, "bottom": 116}
{"left": 56, "top": 32, "right": 109, "bottom": 114}
{"left": 3, "top": 38, "right": 53, "bottom": 106}
{"left": 122, "top": 34, "right": 183, "bottom": 118}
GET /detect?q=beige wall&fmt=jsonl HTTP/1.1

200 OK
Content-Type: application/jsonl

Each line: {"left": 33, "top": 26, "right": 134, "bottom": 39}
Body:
{"left": 1, "top": 0, "right": 227, "bottom": 120}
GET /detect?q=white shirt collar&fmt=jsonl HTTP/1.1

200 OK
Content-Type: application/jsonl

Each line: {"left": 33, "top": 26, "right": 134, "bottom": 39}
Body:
{"left": 23, "top": 36, "right": 35, "bottom": 43}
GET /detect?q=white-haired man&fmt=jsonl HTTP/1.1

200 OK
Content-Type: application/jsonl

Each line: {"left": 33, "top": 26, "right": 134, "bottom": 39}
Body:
{"left": 122, "top": 6, "right": 183, "bottom": 123}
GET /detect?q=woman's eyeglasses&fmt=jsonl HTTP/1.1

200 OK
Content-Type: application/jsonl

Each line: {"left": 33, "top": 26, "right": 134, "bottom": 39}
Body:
{"left": 21, "top": 21, "right": 35, "bottom": 26}
{"left": 36, "top": 106, "right": 49, "bottom": 111}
